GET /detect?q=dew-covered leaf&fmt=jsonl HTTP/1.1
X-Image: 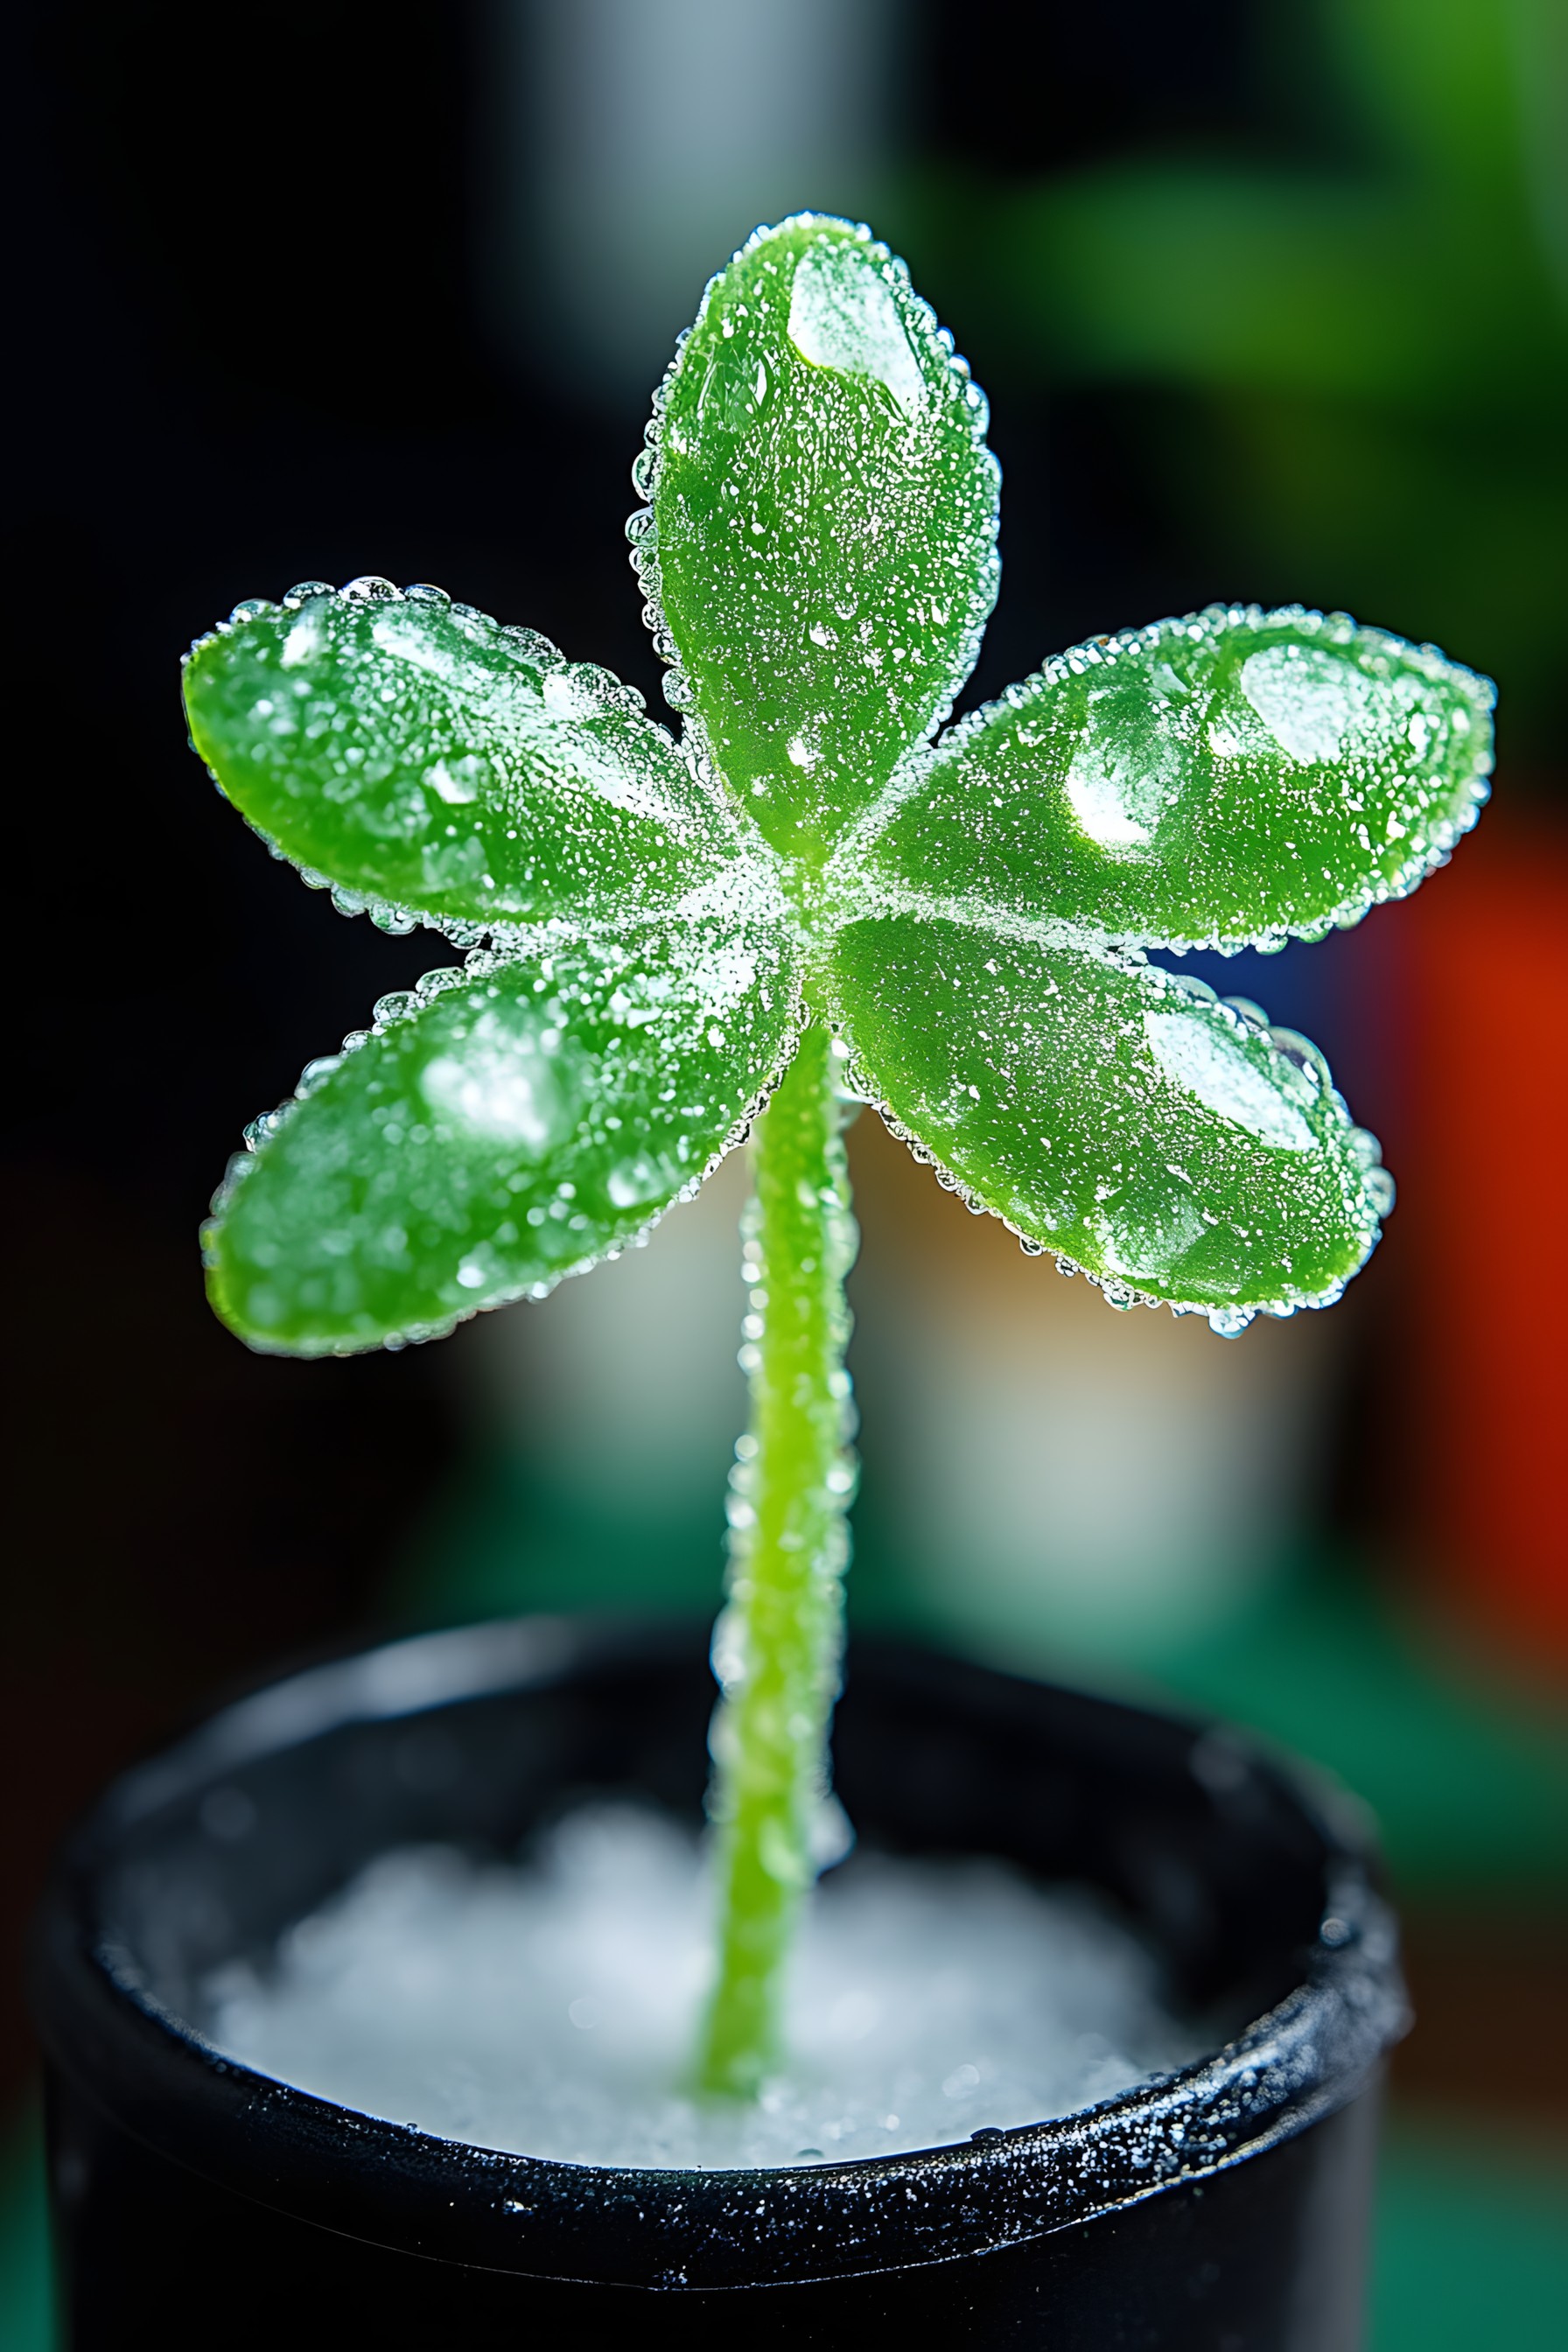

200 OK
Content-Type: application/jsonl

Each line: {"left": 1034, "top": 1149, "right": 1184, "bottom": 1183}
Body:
{"left": 855, "top": 606, "right": 1493, "bottom": 949}
{"left": 644, "top": 216, "right": 1000, "bottom": 864}
{"left": 206, "top": 907, "right": 801, "bottom": 1354}
{"left": 824, "top": 913, "right": 1387, "bottom": 1319}
{"left": 184, "top": 583, "right": 750, "bottom": 933}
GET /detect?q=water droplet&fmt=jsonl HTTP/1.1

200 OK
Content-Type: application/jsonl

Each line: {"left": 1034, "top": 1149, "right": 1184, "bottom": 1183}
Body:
{"left": 296, "top": 1055, "right": 342, "bottom": 1098}
{"left": 787, "top": 238, "right": 926, "bottom": 413}
{"left": 1145, "top": 1009, "right": 1314, "bottom": 1152}
{"left": 1365, "top": 1166, "right": 1396, "bottom": 1217}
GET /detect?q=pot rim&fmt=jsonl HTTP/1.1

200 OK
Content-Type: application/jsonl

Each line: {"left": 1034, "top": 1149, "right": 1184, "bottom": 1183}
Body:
{"left": 31, "top": 1614, "right": 1409, "bottom": 2292}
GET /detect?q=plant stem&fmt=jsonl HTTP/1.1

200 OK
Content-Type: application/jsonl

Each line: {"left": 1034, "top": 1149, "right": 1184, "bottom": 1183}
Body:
{"left": 696, "top": 1020, "right": 858, "bottom": 2101}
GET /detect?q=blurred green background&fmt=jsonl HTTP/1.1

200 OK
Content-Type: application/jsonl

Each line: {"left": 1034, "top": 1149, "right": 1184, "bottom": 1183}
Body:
{"left": 6, "top": 1, "right": 1563, "bottom": 2341}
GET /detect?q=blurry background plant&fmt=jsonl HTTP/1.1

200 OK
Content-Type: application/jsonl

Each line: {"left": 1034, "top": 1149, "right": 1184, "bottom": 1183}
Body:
{"left": 903, "top": 0, "right": 1568, "bottom": 752}
{"left": 5, "top": 3, "right": 1563, "bottom": 2345}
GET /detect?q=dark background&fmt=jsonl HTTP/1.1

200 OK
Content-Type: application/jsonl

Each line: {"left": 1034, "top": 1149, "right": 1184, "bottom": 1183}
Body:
{"left": 5, "top": 4, "right": 1564, "bottom": 2342}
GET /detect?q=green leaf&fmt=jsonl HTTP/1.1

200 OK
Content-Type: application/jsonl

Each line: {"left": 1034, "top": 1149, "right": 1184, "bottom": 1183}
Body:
{"left": 1324, "top": 0, "right": 1530, "bottom": 200}
{"left": 206, "top": 912, "right": 801, "bottom": 1354}
{"left": 184, "top": 582, "right": 750, "bottom": 933}
{"left": 824, "top": 912, "right": 1387, "bottom": 1320}
{"left": 854, "top": 606, "right": 1492, "bottom": 950}
{"left": 644, "top": 215, "right": 1000, "bottom": 865}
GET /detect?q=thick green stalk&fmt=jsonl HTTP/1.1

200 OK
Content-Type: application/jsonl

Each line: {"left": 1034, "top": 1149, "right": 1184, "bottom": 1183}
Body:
{"left": 697, "top": 1020, "right": 858, "bottom": 2100}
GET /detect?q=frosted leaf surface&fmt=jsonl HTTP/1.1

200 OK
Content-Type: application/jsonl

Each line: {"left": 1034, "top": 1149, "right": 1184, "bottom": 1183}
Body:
{"left": 184, "top": 584, "right": 749, "bottom": 933}
{"left": 190, "top": 220, "right": 1488, "bottom": 1358}
{"left": 858, "top": 606, "right": 1493, "bottom": 948}
{"left": 646, "top": 217, "right": 1000, "bottom": 864}
{"left": 825, "top": 914, "right": 1382, "bottom": 1312}
{"left": 206, "top": 911, "right": 800, "bottom": 1354}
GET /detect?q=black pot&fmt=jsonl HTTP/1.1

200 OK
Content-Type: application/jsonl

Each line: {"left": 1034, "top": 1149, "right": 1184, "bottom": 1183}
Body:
{"left": 31, "top": 1617, "right": 1405, "bottom": 2348}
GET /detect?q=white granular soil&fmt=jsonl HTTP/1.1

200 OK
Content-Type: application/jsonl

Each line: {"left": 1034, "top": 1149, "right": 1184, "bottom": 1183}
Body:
{"left": 205, "top": 1804, "right": 1204, "bottom": 2168}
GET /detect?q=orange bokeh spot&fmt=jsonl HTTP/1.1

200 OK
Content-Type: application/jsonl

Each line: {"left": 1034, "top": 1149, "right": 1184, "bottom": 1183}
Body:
{"left": 1393, "top": 802, "right": 1568, "bottom": 1668}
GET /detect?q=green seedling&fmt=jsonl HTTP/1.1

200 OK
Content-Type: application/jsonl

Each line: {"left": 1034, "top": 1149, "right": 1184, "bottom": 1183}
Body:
{"left": 184, "top": 216, "right": 1491, "bottom": 2101}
